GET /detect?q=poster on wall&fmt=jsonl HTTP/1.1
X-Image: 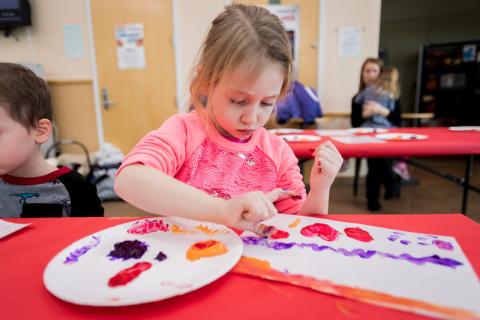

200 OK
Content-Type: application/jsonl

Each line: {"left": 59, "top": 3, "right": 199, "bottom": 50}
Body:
{"left": 265, "top": 5, "right": 300, "bottom": 70}
{"left": 339, "top": 27, "right": 361, "bottom": 57}
{"left": 115, "top": 23, "right": 146, "bottom": 69}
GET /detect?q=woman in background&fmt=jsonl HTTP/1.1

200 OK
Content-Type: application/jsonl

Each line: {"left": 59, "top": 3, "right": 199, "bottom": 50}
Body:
{"left": 351, "top": 58, "right": 401, "bottom": 211}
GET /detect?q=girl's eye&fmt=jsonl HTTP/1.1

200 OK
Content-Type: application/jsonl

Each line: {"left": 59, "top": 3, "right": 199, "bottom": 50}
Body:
{"left": 230, "top": 99, "right": 246, "bottom": 105}
{"left": 261, "top": 102, "right": 274, "bottom": 107}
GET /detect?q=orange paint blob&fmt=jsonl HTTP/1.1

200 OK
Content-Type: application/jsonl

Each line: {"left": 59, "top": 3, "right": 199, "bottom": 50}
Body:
{"left": 186, "top": 240, "right": 228, "bottom": 261}
{"left": 288, "top": 218, "right": 301, "bottom": 228}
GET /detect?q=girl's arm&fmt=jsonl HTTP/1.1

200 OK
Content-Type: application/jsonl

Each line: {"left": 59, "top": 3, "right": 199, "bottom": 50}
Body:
{"left": 299, "top": 141, "right": 343, "bottom": 215}
{"left": 115, "top": 164, "right": 287, "bottom": 226}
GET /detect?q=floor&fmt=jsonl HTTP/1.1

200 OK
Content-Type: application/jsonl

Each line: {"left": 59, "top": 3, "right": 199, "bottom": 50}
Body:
{"left": 103, "top": 156, "right": 480, "bottom": 223}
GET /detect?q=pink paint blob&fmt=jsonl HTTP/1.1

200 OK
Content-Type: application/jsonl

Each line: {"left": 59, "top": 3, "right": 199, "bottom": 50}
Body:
{"left": 300, "top": 223, "right": 340, "bottom": 241}
{"left": 108, "top": 262, "right": 152, "bottom": 287}
{"left": 344, "top": 227, "right": 374, "bottom": 242}
{"left": 127, "top": 219, "right": 169, "bottom": 234}
{"left": 432, "top": 240, "right": 454, "bottom": 251}
{"left": 270, "top": 229, "right": 289, "bottom": 239}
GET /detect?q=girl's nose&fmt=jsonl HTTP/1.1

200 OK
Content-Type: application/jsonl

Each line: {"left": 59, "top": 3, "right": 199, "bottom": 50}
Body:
{"left": 241, "top": 105, "right": 258, "bottom": 124}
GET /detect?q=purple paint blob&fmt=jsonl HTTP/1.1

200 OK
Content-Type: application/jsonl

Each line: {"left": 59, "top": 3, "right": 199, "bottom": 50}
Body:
{"left": 64, "top": 236, "right": 100, "bottom": 264}
{"left": 400, "top": 240, "right": 410, "bottom": 245}
{"left": 108, "top": 240, "right": 148, "bottom": 260}
{"left": 417, "top": 242, "right": 430, "bottom": 246}
{"left": 432, "top": 240, "right": 454, "bottom": 251}
{"left": 241, "top": 236, "right": 463, "bottom": 269}
{"left": 387, "top": 236, "right": 398, "bottom": 241}
{"left": 155, "top": 251, "right": 167, "bottom": 261}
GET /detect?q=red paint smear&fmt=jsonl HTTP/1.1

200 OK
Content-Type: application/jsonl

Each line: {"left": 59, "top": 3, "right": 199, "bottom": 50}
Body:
{"left": 344, "top": 227, "right": 374, "bottom": 242}
{"left": 127, "top": 219, "right": 169, "bottom": 234}
{"left": 108, "top": 262, "right": 152, "bottom": 287}
{"left": 270, "top": 229, "right": 290, "bottom": 239}
{"left": 300, "top": 223, "right": 339, "bottom": 241}
{"left": 194, "top": 240, "right": 218, "bottom": 250}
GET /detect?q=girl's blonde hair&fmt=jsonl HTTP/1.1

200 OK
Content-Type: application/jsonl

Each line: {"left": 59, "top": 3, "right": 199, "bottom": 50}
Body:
{"left": 189, "top": 3, "right": 293, "bottom": 114}
{"left": 375, "top": 66, "right": 400, "bottom": 99}
{"left": 358, "top": 57, "right": 384, "bottom": 92}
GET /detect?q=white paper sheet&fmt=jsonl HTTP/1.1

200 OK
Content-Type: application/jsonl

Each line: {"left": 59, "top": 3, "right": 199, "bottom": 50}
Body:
{"left": 333, "top": 135, "right": 385, "bottom": 144}
{"left": 238, "top": 214, "right": 480, "bottom": 319}
{"left": 0, "top": 219, "right": 30, "bottom": 239}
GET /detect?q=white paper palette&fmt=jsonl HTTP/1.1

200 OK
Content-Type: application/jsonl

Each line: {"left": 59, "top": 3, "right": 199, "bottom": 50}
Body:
{"left": 43, "top": 217, "right": 243, "bottom": 306}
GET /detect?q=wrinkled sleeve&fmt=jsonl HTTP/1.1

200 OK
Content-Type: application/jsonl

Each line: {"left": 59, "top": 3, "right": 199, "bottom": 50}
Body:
{"left": 274, "top": 142, "right": 307, "bottom": 214}
{"left": 116, "top": 116, "right": 188, "bottom": 177}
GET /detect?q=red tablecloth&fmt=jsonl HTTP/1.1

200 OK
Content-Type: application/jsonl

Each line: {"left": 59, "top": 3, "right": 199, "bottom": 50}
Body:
{"left": 286, "top": 127, "right": 480, "bottom": 159}
{"left": 1, "top": 214, "right": 479, "bottom": 320}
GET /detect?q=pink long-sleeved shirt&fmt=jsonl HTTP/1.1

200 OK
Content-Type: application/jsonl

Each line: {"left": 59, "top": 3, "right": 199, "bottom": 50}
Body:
{"left": 117, "top": 112, "right": 306, "bottom": 213}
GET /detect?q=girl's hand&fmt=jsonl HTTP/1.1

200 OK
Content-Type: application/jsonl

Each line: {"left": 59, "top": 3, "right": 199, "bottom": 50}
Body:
{"left": 221, "top": 188, "right": 297, "bottom": 226}
{"left": 310, "top": 141, "right": 343, "bottom": 191}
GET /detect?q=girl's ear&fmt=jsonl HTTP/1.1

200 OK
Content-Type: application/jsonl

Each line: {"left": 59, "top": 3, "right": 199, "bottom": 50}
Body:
{"left": 34, "top": 119, "right": 52, "bottom": 144}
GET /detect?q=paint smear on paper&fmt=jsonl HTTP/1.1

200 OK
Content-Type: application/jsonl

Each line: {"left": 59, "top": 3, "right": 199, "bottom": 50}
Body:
{"left": 241, "top": 237, "right": 463, "bottom": 269}
{"left": 288, "top": 218, "right": 301, "bottom": 228}
{"left": 196, "top": 225, "right": 225, "bottom": 235}
{"left": 232, "top": 257, "right": 476, "bottom": 319}
{"left": 301, "top": 223, "right": 340, "bottom": 241}
{"left": 64, "top": 236, "right": 100, "bottom": 264}
{"left": 171, "top": 224, "right": 191, "bottom": 234}
{"left": 108, "top": 240, "right": 148, "bottom": 260}
{"left": 127, "top": 219, "right": 169, "bottom": 234}
{"left": 186, "top": 240, "right": 228, "bottom": 261}
{"left": 155, "top": 251, "right": 167, "bottom": 262}
{"left": 344, "top": 227, "right": 374, "bottom": 242}
{"left": 432, "top": 240, "right": 454, "bottom": 251}
{"left": 108, "top": 262, "right": 152, "bottom": 287}
{"left": 270, "top": 229, "right": 290, "bottom": 239}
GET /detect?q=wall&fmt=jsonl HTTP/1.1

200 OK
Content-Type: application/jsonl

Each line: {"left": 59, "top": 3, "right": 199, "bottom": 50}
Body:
{"left": 0, "top": 0, "right": 98, "bottom": 151}
{"left": 318, "top": 0, "right": 381, "bottom": 113}
{"left": 380, "top": 0, "right": 480, "bottom": 112}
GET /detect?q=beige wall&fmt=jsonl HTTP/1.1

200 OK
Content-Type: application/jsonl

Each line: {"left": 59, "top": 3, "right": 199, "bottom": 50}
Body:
{"left": 174, "top": 0, "right": 226, "bottom": 112}
{"left": 0, "top": 0, "right": 92, "bottom": 80}
{"left": 319, "top": 0, "right": 381, "bottom": 112}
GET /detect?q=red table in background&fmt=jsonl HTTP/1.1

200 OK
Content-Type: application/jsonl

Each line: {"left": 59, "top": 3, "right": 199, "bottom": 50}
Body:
{"left": 1, "top": 214, "right": 479, "bottom": 320}
{"left": 283, "top": 127, "right": 480, "bottom": 214}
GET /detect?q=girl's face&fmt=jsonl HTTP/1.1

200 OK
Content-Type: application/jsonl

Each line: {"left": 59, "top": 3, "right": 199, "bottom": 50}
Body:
{"left": 362, "top": 62, "right": 381, "bottom": 86}
{"left": 209, "top": 62, "right": 284, "bottom": 139}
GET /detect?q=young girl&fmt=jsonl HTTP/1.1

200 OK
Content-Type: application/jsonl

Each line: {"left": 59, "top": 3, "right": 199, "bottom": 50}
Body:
{"left": 115, "top": 4, "right": 343, "bottom": 231}
{"left": 354, "top": 66, "right": 400, "bottom": 128}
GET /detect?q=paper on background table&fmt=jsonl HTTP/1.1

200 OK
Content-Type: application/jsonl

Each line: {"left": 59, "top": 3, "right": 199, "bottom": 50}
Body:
{"left": 333, "top": 135, "right": 386, "bottom": 144}
{"left": 315, "top": 129, "right": 351, "bottom": 136}
{"left": 235, "top": 214, "right": 480, "bottom": 319}
{"left": 0, "top": 219, "right": 30, "bottom": 239}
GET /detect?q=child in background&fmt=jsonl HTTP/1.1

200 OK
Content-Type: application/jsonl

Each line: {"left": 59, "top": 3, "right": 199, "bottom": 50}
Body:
{"left": 276, "top": 80, "right": 323, "bottom": 126}
{"left": 115, "top": 4, "right": 343, "bottom": 231}
{"left": 0, "top": 63, "right": 104, "bottom": 218}
{"left": 354, "top": 66, "right": 400, "bottom": 128}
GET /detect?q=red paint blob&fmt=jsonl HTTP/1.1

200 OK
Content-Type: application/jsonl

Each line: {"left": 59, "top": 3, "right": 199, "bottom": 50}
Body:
{"left": 344, "top": 227, "right": 374, "bottom": 242}
{"left": 127, "top": 219, "right": 169, "bottom": 234}
{"left": 194, "top": 240, "right": 218, "bottom": 250}
{"left": 300, "top": 223, "right": 339, "bottom": 241}
{"left": 108, "top": 262, "right": 152, "bottom": 287}
{"left": 270, "top": 229, "right": 290, "bottom": 239}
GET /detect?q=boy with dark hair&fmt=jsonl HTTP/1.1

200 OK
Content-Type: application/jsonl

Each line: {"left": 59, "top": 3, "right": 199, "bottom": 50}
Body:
{"left": 0, "top": 63, "right": 104, "bottom": 217}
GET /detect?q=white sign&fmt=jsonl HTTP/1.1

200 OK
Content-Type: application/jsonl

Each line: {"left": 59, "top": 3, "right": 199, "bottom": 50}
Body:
{"left": 115, "top": 23, "right": 146, "bottom": 69}
{"left": 265, "top": 5, "right": 300, "bottom": 69}
{"left": 339, "top": 27, "right": 361, "bottom": 57}
{"left": 63, "top": 24, "right": 84, "bottom": 59}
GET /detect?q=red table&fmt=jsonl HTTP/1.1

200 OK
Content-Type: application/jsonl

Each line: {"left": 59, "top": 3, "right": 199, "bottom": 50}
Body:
{"left": 283, "top": 127, "right": 480, "bottom": 214}
{"left": 1, "top": 214, "right": 479, "bottom": 320}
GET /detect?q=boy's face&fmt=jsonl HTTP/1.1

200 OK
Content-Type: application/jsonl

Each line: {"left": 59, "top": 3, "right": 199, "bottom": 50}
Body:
{"left": 209, "top": 62, "right": 284, "bottom": 139}
{"left": 0, "top": 106, "right": 40, "bottom": 176}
